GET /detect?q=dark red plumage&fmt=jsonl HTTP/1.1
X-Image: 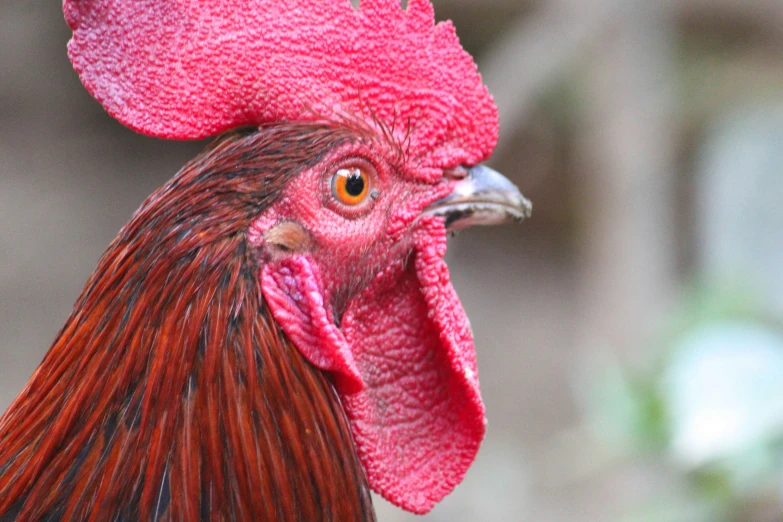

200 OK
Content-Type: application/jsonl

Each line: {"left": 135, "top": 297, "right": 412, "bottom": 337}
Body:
{"left": 0, "top": 125, "right": 375, "bottom": 521}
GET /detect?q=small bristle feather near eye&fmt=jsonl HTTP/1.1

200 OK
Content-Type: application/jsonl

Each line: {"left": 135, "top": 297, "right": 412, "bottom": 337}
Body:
{"left": 263, "top": 222, "right": 313, "bottom": 254}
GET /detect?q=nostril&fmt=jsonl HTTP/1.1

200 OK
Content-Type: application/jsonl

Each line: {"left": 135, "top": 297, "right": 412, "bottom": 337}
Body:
{"left": 443, "top": 166, "right": 469, "bottom": 180}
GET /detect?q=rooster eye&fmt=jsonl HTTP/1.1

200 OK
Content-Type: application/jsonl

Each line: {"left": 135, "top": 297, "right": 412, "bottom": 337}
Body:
{"left": 331, "top": 167, "right": 371, "bottom": 206}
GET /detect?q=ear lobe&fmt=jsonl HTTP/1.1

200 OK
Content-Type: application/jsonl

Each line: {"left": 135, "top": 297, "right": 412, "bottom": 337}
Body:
{"left": 262, "top": 221, "right": 314, "bottom": 255}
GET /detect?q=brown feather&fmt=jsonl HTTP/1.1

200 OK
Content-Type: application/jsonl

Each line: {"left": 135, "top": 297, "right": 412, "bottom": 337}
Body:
{"left": 0, "top": 123, "right": 376, "bottom": 522}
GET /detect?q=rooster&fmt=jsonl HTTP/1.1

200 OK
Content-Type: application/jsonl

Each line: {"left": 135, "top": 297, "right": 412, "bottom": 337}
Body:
{"left": 0, "top": 0, "right": 530, "bottom": 520}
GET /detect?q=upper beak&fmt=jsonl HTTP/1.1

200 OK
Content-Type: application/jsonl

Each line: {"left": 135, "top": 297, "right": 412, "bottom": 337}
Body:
{"left": 422, "top": 165, "right": 532, "bottom": 230}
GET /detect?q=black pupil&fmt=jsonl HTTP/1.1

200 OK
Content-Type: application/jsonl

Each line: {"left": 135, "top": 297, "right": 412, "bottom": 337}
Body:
{"left": 344, "top": 171, "right": 365, "bottom": 197}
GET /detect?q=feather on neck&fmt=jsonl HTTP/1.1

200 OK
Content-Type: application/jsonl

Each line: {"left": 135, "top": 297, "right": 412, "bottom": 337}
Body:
{"left": 0, "top": 124, "right": 375, "bottom": 522}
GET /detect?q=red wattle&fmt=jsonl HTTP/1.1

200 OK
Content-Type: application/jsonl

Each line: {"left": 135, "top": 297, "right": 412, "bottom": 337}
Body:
{"left": 260, "top": 218, "right": 486, "bottom": 513}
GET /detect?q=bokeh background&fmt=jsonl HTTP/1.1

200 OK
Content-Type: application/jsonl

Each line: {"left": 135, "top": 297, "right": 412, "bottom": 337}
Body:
{"left": 3, "top": 1, "right": 783, "bottom": 521}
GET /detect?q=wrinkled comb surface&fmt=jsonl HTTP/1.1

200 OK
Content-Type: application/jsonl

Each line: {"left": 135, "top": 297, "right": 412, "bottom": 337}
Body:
{"left": 64, "top": 0, "right": 498, "bottom": 169}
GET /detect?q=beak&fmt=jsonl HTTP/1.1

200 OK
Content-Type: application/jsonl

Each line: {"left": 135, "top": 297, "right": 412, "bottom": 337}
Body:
{"left": 422, "top": 165, "right": 532, "bottom": 230}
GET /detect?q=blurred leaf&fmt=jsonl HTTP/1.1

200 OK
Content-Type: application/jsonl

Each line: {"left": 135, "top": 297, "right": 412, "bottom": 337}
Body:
{"left": 580, "top": 355, "right": 669, "bottom": 454}
{"left": 658, "top": 284, "right": 766, "bottom": 349}
{"left": 691, "top": 467, "right": 734, "bottom": 501}
{"left": 692, "top": 441, "right": 783, "bottom": 500}
{"left": 664, "top": 322, "right": 783, "bottom": 468}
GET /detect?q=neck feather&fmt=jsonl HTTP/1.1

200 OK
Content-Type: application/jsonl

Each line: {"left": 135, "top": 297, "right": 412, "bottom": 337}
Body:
{"left": 0, "top": 125, "right": 375, "bottom": 522}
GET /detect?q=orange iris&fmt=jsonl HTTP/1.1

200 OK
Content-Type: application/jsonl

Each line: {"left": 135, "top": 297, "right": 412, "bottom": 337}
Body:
{"left": 332, "top": 167, "right": 370, "bottom": 206}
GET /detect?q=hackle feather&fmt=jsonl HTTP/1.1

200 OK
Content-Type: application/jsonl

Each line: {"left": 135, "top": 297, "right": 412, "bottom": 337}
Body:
{"left": 0, "top": 124, "right": 375, "bottom": 522}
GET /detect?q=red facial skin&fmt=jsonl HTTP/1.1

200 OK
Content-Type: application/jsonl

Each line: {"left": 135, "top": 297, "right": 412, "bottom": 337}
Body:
{"left": 253, "top": 135, "right": 486, "bottom": 512}
{"left": 250, "top": 139, "right": 454, "bottom": 318}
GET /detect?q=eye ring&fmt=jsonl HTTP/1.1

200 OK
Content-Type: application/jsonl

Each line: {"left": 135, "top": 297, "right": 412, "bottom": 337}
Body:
{"left": 331, "top": 165, "right": 371, "bottom": 206}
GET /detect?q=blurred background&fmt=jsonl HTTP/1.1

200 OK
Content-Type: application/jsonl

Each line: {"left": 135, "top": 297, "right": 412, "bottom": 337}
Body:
{"left": 2, "top": 0, "right": 783, "bottom": 520}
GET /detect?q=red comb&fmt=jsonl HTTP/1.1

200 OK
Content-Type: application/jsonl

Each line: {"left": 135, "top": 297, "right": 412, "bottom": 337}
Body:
{"left": 64, "top": 0, "right": 498, "bottom": 168}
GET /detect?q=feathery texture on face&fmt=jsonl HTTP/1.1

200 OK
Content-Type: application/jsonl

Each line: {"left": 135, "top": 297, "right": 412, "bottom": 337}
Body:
{"left": 64, "top": 0, "right": 498, "bottom": 171}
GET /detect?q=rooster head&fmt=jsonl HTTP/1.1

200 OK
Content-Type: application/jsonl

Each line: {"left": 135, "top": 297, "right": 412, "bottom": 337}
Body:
{"left": 64, "top": 0, "right": 531, "bottom": 513}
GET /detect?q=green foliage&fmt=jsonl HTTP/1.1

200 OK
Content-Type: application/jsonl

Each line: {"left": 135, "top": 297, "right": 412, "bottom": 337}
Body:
{"left": 580, "top": 284, "right": 783, "bottom": 521}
